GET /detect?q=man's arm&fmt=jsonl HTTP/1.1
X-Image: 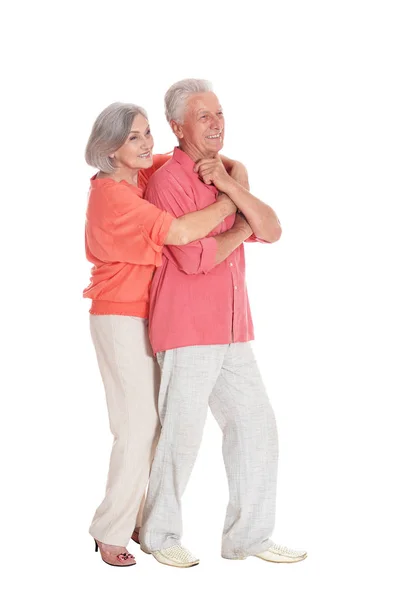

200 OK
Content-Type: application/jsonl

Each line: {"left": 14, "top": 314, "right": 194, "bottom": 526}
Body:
{"left": 145, "top": 173, "right": 249, "bottom": 275}
{"left": 140, "top": 156, "right": 237, "bottom": 246}
{"left": 195, "top": 157, "right": 281, "bottom": 243}
{"left": 213, "top": 214, "right": 253, "bottom": 265}
{"left": 220, "top": 155, "right": 250, "bottom": 190}
{"left": 168, "top": 215, "right": 251, "bottom": 275}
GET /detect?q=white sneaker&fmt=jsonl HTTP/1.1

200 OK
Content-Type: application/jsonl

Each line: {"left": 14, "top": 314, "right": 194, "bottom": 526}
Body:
{"left": 151, "top": 545, "right": 200, "bottom": 568}
{"left": 255, "top": 543, "right": 307, "bottom": 563}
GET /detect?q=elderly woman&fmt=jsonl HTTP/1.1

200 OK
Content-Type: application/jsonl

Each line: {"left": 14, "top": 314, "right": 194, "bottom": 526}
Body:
{"left": 84, "top": 102, "right": 244, "bottom": 567}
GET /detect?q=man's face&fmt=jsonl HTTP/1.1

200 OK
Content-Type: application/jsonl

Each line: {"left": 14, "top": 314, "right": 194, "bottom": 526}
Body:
{"left": 174, "top": 92, "right": 225, "bottom": 158}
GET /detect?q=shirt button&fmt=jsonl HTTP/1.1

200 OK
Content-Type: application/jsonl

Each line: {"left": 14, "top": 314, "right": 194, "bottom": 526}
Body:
{"left": 229, "top": 262, "right": 233, "bottom": 267}
{"left": 234, "top": 285, "right": 238, "bottom": 290}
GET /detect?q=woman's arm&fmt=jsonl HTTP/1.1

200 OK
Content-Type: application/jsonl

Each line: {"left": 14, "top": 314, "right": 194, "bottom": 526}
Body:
{"left": 160, "top": 214, "right": 252, "bottom": 275}
{"left": 164, "top": 195, "right": 236, "bottom": 246}
{"left": 141, "top": 154, "right": 246, "bottom": 246}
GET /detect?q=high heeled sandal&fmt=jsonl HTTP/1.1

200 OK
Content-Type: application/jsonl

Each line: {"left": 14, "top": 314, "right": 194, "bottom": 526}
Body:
{"left": 95, "top": 540, "right": 136, "bottom": 567}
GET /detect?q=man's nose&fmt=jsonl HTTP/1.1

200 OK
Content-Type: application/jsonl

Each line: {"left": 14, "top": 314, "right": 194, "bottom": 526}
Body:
{"left": 210, "top": 114, "right": 222, "bottom": 129}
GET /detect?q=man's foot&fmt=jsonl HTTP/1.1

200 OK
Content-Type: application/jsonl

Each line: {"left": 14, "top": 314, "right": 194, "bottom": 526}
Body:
{"left": 150, "top": 545, "right": 200, "bottom": 568}
{"left": 255, "top": 543, "right": 307, "bottom": 563}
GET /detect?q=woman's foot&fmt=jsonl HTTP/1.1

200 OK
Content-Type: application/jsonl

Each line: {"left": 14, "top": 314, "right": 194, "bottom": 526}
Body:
{"left": 95, "top": 539, "right": 136, "bottom": 567}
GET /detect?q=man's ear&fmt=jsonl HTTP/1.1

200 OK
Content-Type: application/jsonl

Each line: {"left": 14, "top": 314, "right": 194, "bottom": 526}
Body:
{"left": 171, "top": 120, "right": 184, "bottom": 139}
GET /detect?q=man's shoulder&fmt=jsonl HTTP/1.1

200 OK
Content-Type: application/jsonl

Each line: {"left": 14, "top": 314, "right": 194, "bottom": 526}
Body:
{"left": 146, "top": 158, "right": 189, "bottom": 191}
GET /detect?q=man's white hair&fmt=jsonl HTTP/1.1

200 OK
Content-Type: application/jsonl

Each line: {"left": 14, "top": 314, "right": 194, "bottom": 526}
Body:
{"left": 164, "top": 78, "right": 213, "bottom": 124}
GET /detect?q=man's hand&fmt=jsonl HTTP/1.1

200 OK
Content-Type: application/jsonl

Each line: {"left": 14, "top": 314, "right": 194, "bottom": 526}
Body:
{"left": 194, "top": 157, "right": 233, "bottom": 193}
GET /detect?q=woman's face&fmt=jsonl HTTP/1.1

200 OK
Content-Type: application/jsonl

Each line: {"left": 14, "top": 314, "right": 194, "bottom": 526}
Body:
{"left": 112, "top": 113, "right": 154, "bottom": 171}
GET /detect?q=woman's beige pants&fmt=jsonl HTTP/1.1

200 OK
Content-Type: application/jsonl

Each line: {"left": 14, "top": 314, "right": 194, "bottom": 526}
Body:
{"left": 88, "top": 315, "right": 160, "bottom": 546}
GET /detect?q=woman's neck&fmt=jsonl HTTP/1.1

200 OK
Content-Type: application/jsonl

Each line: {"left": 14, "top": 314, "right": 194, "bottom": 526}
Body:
{"left": 100, "top": 167, "right": 139, "bottom": 186}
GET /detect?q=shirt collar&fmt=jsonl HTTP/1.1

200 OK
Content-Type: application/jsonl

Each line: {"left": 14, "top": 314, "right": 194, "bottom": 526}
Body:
{"left": 172, "top": 147, "right": 197, "bottom": 175}
{"left": 172, "top": 147, "right": 217, "bottom": 195}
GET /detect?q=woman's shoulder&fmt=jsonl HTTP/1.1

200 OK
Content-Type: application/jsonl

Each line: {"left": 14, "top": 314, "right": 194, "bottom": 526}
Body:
{"left": 138, "top": 153, "right": 173, "bottom": 189}
{"left": 91, "top": 175, "right": 142, "bottom": 199}
{"left": 87, "top": 177, "right": 145, "bottom": 222}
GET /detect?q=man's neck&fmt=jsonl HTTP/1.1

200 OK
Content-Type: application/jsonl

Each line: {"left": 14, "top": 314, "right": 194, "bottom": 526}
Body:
{"left": 179, "top": 142, "right": 216, "bottom": 164}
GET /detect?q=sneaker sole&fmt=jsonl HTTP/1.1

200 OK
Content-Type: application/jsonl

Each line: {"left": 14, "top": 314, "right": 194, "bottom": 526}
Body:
{"left": 256, "top": 553, "right": 308, "bottom": 563}
{"left": 222, "top": 554, "right": 308, "bottom": 563}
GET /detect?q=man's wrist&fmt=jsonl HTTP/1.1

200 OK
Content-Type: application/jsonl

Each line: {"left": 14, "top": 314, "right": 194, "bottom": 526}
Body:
{"left": 222, "top": 177, "right": 241, "bottom": 197}
{"left": 230, "top": 162, "right": 249, "bottom": 190}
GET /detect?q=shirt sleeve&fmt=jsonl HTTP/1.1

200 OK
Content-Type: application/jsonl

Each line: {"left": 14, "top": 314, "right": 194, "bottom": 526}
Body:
{"left": 245, "top": 233, "right": 269, "bottom": 244}
{"left": 86, "top": 184, "right": 174, "bottom": 266}
{"left": 138, "top": 153, "right": 173, "bottom": 190}
{"left": 145, "top": 172, "right": 218, "bottom": 275}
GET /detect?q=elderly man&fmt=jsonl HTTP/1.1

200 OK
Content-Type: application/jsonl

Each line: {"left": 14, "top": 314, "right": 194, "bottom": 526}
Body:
{"left": 140, "top": 79, "right": 306, "bottom": 567}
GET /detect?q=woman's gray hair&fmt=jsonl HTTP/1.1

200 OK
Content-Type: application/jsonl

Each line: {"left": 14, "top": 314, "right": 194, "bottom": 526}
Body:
{"left": 85, "top": 102, "right": 148, "bottom": 173}
{"left": 164, "top": 79, "right": 213, "bottom": 124}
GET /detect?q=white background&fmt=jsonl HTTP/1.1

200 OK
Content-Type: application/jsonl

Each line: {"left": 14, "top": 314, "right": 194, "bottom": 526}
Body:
{"left": 1, "top": 1, "right": 398, "bottom": 598}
